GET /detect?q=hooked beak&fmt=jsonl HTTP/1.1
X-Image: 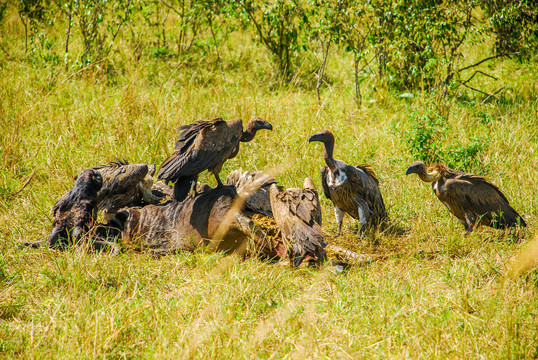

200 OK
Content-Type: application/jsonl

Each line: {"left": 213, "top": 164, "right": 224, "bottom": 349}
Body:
{"left": 308, "top": 134, "right": 320, "bottom": 143}
{"left": 405, "top": 165, "right": 417, "bottom": 176}
{"left": 262, "top": 121, "right": 273, "bottom": 131}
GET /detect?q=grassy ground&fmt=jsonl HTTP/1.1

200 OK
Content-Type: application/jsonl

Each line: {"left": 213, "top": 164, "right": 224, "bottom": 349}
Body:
{"left": 1, "top": 21, "right": 538, "bottom": 358}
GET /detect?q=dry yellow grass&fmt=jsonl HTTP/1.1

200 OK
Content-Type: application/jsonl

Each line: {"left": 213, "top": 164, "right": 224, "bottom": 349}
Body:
{"left": 1, "top": 11, "right": 537, "bottom": 358}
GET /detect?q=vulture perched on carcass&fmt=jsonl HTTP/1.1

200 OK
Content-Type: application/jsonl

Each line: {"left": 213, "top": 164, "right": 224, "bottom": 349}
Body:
{"left": 226, "top": 168, "right": 276, "bottom": 217}
{"left": 405, "top": 161, "right": 526, "bottom": 234}
{"left": 308, "top": 130, "right": 388, "bottom": 237}
{"left": 46, "top": 168, "right": 102, "bottom": 248}
{"left": 115, "top": 185, "right": 281, "bottom": 257}
{"left": 269, "top": 178, "right": 327, "bottom": 267}
{"left": 157, "top": 117, "right": 273, "bottom": 202}
{"left": 93, "top": 159, "right": 162, "bottom": 220}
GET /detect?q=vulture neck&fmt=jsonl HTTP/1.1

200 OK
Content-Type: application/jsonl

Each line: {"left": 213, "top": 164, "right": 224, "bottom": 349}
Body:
{"left": 322, "top": 140, "right": 338, "bottom": 171}
{"left": 418, "top": 170, "right": 438, "bottom": 183}
{"left": 240, "top": 127, "right": 256, "bottom": 142}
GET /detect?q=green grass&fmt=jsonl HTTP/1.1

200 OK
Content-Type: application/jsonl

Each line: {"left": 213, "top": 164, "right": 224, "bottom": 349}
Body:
{"left": 1, "top": 18, "right": 538, "bottom": 359}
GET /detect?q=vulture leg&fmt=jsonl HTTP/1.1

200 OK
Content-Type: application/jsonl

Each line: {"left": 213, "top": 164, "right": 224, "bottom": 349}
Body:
{"left": 214, "top": 172, "right": 224, "bottom": 188}
{"left": 357, "top": 201, "right": 369, "bottom": 238}
{"left": 463, "top": 213, "right": 475, "bottom": 237}
{"left": 335, "top": 206, "right": 345, "bottom": 236}
{"left": 173, "top": 175, "right": 197, "bottom": 202}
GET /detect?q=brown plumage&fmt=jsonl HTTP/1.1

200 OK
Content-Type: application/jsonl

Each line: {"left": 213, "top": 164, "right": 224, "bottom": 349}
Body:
{"left": 406, "top": 161, "right": 526, "bottom": 234}
{"left": 46, "top": 168, "right": 103, "bottom": 248}
{"left": 309, "top": 130, "right": 388, "bottom": 236}
{"left": 226, "top": 168, "right": 277, "bottom": 217}
{"left": 93, "top": 159, "right": 162, "bottom": 220}
{"left": 269, "top": 178, "right": 327, "bottom": 267}
{"left": 117, "top": 186, "right": 280, "bottom": 257}
{"left": 157, "top": 117, "right": 272, "bottom": 202}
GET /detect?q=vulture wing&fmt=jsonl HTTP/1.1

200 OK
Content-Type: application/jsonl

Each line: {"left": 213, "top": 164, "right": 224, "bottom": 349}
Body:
{"left": 269, "top": 184, "right": 326, "bottom": 266}
{"left": 440, "top": 173, "right": 525, "bottom": 228}
{"left": 174, "top": 118, "right": 225, "bottom": 152}
{"left": 320, "top": 166, "right": 332, "bottom": 200}
{"left": 157, "top": 118, "right": 243, "bottom": 183}
{"left": 347, "top": 165, "right": 388, "bottom": 223}
{"left": 226, "top": 169, "right": 276, "bottom": 217}
{"left": 93, "top": 160, "right": 155, "bottom": 213}
{"left": 94, "top": 160, "right": 149, "bottom": 196}
{"left": 52, "top": 189, "right": 76, "bottom": 215}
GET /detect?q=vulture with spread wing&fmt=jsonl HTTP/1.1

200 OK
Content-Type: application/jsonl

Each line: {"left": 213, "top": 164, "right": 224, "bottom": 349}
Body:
{"left": 406, "top": 161, "right": 526, "bottom": 234}
{"left": 309, "top": 130, "right": 388, "bottom": 236}
{"left": 93, "top": 159, "right": 162, "bottom": 220}
{"left": 157, "top": 117, "right": 272, "bottom": 202}
{"left": 269, "top": 178, "right": 327, "bottom": 267}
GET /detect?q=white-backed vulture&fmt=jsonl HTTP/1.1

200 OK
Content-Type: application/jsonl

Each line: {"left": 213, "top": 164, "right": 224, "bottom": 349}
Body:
{"left": 226, "top": 168, "right": 277, "bottom": 217}
{"left": 116, "top": 185, "right": 281, "bottom": 257}
{"left": 269, "top": 178, "right": 327, "bottom": 267}
{"left": 406, "top": 161, "right": 526, "bottom": 234}
{"left": 308, "top": 130, "right": 388, "bottom": 236}
{"left": 156, "top": 117, "right": 273, "bottom": 202}
{"left": 93, "top": 159, "right": 162, "bottom": 220}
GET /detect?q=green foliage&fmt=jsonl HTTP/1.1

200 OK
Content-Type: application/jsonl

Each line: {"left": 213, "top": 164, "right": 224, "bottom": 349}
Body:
{"left": 233, "top": 0, "right": 309, "bottom": 79}
{"left": 399, "top": 108, "right": 447, "bottom": 163}
{"left": 395, "top": 105, "right": 487, "bottom": 172}
{"left": 481, "top": 0, "right": 538, "bottom": 57}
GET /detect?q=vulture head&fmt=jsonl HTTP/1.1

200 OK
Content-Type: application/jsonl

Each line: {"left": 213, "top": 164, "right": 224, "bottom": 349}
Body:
{"left": 405, "top": 161, "right": 440, "bottom": 182}
{"left": 303, "top": 177, "right": 316, "bottom": 190}
{"left": 241, "top": 117, "right": 273, "bottom": 142}
{"left": 76, "top": 168, "right": 104, "bottom": 192}
{"left": 308, "top": 130, "right": 337, "bottom": 170}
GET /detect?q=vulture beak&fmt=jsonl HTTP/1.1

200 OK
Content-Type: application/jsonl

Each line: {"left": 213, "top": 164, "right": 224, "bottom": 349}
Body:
{"left": 308, "top": 134, "right": 320, "bottom": 143}
{"left": 405, "top": 165, "right": 417, "bottom": 176}
{"left": 262, "top": 121, "right": 273, "bottom": 131}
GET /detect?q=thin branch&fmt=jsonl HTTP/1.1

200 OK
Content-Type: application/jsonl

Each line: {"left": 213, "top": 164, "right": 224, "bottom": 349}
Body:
{"left": 316, "top": 40, "right": 331, "bottom": 105}
{"left": 457, "top": 53, "right": 512, "bottom": 73}
{"left": 233, "top": 0, "right": 275, "bottom": 53}
{"left": 208, "top": 15, "right": 225, "bottom": 81}
{"left": 3, "top": 170, "right": 35, "bottom": 199}
{"left": 104, "top": 0, "right": 132, "bottom": 56}
{"left": 481, "top": 87, "right": 504, "bottom": 104}
{"left": 461, "top": 70, "right": 498, "bottom": 85}
{"left": 459, "top": 82, "right": 495, "bottom": 98}
{"left": 64, "top": 0, "right": 75, "bottom": 69}
{"left": 159, "top": 0, "right": 181, "bottom": 16}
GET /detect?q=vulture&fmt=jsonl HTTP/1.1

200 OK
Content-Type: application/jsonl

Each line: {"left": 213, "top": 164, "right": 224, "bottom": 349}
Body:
{"left": 116, "top": 185, "right": 281, "bottom": 257}
{"left": 93, "top": 159, "right": 162, "bottom": 220}
{"left": 157, "top": 117, "right": 273, "bottom": 202}
{"left": 308, "top": 130, "right": 388, "bottom": 236}
{"left": 45, "top": 168, "right": 103, "bottom": 248}
{"left": 226, "top": 168, "right": 277, "bottom": 217}
{"left": 269, "top": 178, "right": 327, "bottom": 267}
{"left": 406, "top": 161, "right": 526, "bottom": 234}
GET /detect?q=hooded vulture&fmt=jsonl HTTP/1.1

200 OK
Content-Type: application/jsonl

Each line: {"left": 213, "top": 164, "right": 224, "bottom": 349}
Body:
{"left": 226, "top": 168, "right": 277, "bottom": 217}
{"left": 93, "top": 159, "right": 162, "bottom": 220}
{"left": 157, "top": 117, "right": 273, "bottom": 202}
{"left": 269, "top": 178, "right": 327, "bottom": 267}
{"left": 308, "top": 130, "right": 388, "bottom": 236}
{"left": 406, "top": 161, "right": 526, "bottom": 234}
